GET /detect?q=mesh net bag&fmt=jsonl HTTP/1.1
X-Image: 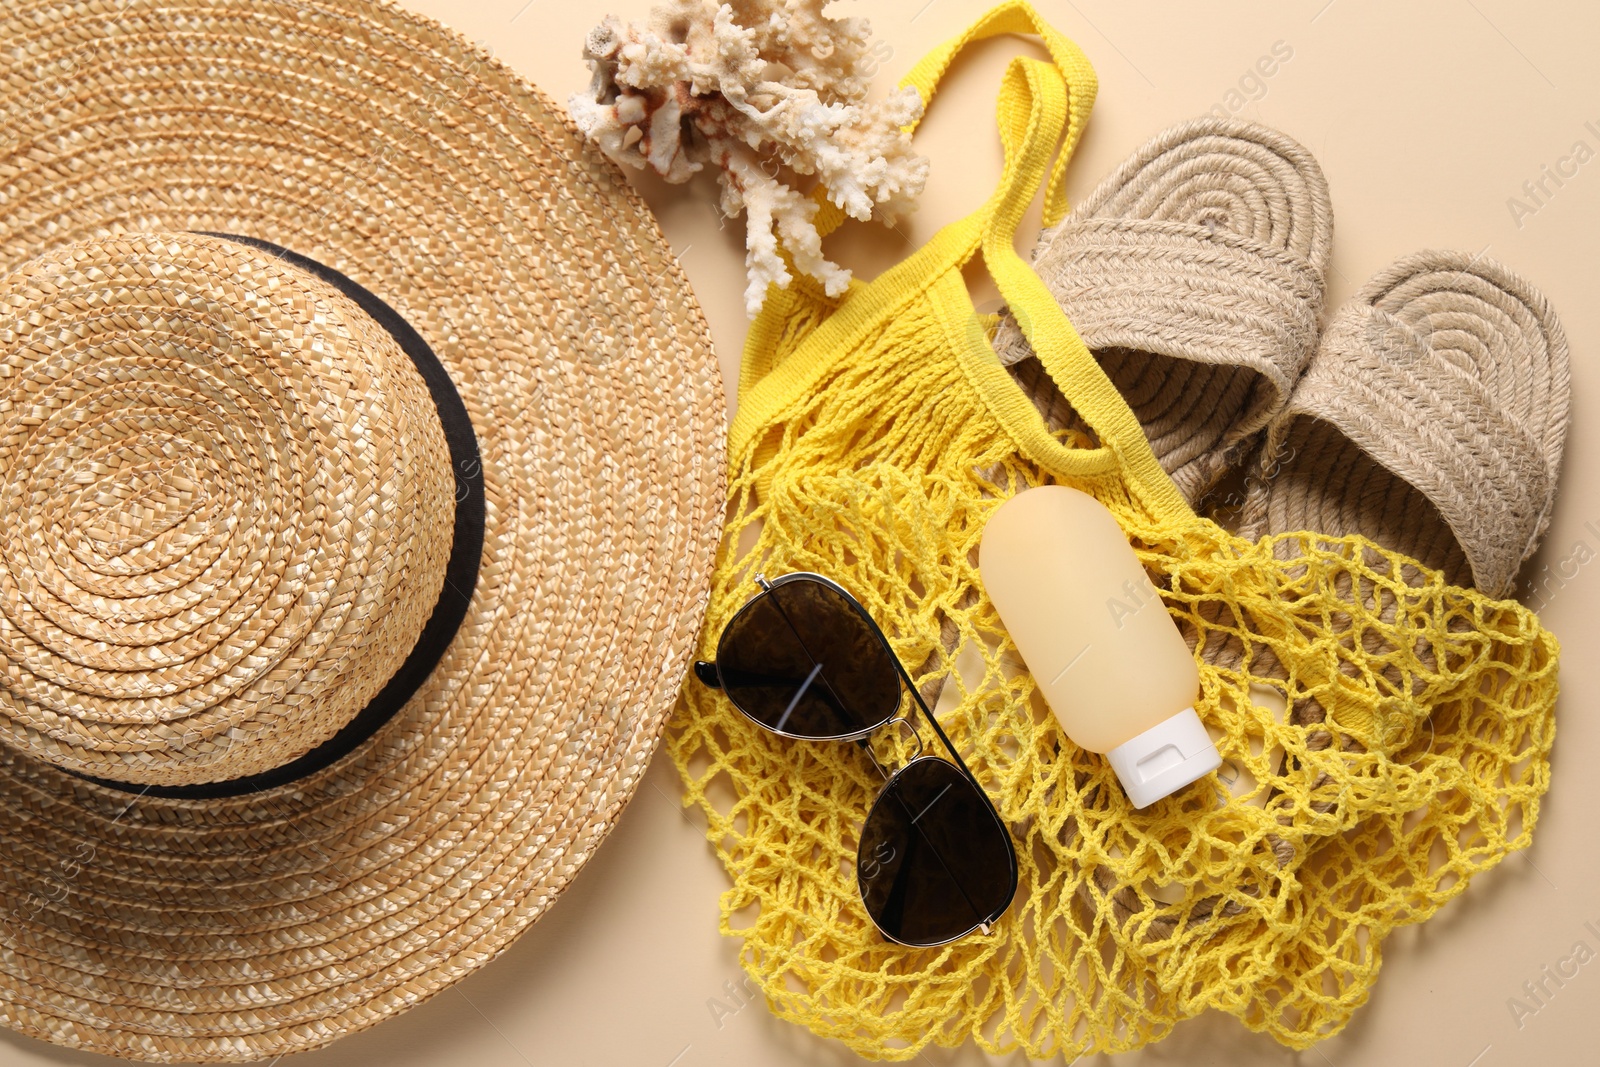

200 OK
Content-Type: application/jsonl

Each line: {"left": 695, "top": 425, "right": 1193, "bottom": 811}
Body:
{"left": 667, "top": 3, "right": 1559, "bottom": 1059}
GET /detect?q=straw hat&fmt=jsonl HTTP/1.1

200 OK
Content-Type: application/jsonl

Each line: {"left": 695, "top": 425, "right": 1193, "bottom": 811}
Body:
{"left": 0, "top": 0, "right": 723, "bottom": 1061}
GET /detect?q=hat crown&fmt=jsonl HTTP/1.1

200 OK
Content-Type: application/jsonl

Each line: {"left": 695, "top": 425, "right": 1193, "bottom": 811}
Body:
{"left": 0, "top": 233, "right": 456, "bottom": 786}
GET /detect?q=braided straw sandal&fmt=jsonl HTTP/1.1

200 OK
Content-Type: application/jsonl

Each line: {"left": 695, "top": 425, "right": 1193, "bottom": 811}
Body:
{"left": 994, "top": 116, "right": 1333, "bottom": 502}
{"left": 1237, "top": 249, "right": 1571, "bottom": 598}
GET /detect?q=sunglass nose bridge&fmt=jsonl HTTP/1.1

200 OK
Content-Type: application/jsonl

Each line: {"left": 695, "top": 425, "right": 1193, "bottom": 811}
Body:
{"left": 887, "top": 716, "right": 923, "bottom": 761}
{"left": 862, "top": 715, "right": 924, "bottom": 781}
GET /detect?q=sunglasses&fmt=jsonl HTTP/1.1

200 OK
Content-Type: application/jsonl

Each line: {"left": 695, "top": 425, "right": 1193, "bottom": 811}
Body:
{"left": 693, "top": 572, "right": 1018, "bottom": 947}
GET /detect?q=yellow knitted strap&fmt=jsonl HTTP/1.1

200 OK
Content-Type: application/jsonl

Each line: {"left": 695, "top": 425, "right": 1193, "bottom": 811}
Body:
{"left": 931, "top": 58, "right": 1124, "bottom": 489}
{"left": 806, "top": 0, "right": 1095, "bottom": 244}
{"left": 973, "top": 58, "right": 1193, "bottom": 524}
{"left": 734, "top": 10, "right": 1098, "bottom": 477}
{"left": 898, "top": 0, "right": 1095, "bottom": 229}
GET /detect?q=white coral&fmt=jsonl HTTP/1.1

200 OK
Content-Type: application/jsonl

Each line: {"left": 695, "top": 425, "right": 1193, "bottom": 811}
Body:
{"left": 569, "top": 0, "right": 929, "bottom": 316}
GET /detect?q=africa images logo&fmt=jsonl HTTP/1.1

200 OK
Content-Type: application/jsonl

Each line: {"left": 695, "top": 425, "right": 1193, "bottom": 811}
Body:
{"left": 1506, "top": 919, "right": 1600, "bottom": 1030}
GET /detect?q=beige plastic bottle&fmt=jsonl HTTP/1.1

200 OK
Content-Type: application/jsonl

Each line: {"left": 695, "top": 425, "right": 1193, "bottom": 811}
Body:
{"left": 979, "top": 485, "right": 1220, "bottom": 808}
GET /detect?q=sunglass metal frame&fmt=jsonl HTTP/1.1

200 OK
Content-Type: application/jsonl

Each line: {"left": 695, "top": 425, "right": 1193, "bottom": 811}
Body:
{"left": 694, "top": 571, "right": 1019, "bottom": 946}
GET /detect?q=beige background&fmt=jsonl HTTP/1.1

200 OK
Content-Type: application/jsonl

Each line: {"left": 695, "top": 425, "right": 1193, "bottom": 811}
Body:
{"left": 5, "top": 1, "right": 1597, "bottom": 1064}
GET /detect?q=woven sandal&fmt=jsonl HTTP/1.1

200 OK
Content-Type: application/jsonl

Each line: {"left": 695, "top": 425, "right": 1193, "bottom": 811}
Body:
{"left": 1237, "top": 249, "right": 1571, "bottom": 598}
{"left": 994, "top": 116, "right": 1334, "bottom": 502}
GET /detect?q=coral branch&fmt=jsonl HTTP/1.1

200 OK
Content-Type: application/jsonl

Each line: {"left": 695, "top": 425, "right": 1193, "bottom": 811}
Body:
{"left": 570, "top": 0, "right": 928, "bottom": 316}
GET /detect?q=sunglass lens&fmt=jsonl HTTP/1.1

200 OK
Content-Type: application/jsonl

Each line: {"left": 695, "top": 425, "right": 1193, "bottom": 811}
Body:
{"left": 715, "top": 578, "right": 901, "bottom": 739}
{"left": 857, "top": 757, "right": 1017, "bottom": 946}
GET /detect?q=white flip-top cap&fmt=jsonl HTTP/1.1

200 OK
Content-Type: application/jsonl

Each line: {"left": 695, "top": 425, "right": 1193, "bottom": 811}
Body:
{"left": 1105, "top": 707, "right": 1221, "bottom": 809}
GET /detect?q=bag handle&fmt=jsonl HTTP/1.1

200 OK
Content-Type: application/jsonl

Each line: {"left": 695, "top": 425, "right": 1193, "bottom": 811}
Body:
{"left": 902, "top": 1, "right": 1094, "bottom": 231}
{"left": 737, "top": 0, "right": 1097, "bottom": 431}
{"left": 973, "top": 57, "right": 1192, "bottom": 522}
{"left": 735, "top": 3, "right": 1190, "bottom": 524}
{"left": 806, "top": 0, "right": 1094, "bottom": 244}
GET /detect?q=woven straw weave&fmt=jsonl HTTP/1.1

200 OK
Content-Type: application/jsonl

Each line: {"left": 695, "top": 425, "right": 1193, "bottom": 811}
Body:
{"left": 1239, "top": 249, "right": 1570, "bottom": 598}
{"left": 0, "top": 234, "right": 456, "bottom": 786}
{"left": 668, "top": 5, "right": 1558, "bottom": 1059}
{"left": 992, "top": 116, "right": 1333, "bottom": 503}
{"left": 0, "top": 0, "right": 725, "bottom": 1059}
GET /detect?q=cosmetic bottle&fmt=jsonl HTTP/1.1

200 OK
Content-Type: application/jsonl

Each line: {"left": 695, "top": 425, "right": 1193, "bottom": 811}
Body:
{"left": 978, "top": 485, "right": 1220, "bottom": 808}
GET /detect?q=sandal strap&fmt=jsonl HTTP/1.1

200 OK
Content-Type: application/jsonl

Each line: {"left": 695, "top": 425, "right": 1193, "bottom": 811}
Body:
{"left": 1279, "top": 300, "right": 1552, "bottom": 595}
{"left": 1001, "top": 215, "right": 1323, "bottom": 435}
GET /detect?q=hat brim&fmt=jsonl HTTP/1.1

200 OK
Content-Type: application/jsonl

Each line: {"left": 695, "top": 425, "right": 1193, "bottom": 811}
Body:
{"left": 0, "top": 0, "right": 724, "bottom": 1060}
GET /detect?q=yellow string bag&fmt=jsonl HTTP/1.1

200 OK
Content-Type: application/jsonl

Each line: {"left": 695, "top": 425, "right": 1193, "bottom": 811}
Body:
{"left": 668, "top": 3, "right": 1559, "bottom": 1058}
